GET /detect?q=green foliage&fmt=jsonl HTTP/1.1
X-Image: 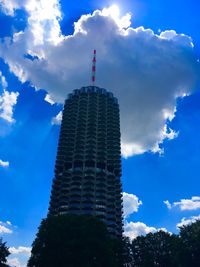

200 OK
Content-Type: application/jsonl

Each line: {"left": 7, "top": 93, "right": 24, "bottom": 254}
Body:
{"left": 0, "top": 238, "right": 10, "bottom": 267}
{"left": 128, "top": 220, "right": 200, "bottom": 267}
{"left": 122, "top": 236, "right": 133, "bottom": 265}
{"left": 28, "top": 215, "right": 122, "bottom": 267}
{"left": 28, "top": 216, "right": 200, "bottom": 267}
{"left": 131, "top": 230, "right": 179, "bottom": 267}
{"left": 178, "top": 220, "right": 200, "bottom": 267}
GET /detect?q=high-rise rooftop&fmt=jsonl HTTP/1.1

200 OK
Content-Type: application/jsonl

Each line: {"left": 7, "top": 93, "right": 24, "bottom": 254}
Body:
{"left": 49, "top": 86, "right": 123, "bottom": 237}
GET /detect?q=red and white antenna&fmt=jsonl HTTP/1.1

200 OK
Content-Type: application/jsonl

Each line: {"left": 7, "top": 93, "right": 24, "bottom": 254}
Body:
{"left": 91, "top": 49, "right": 96, "bottom": 86}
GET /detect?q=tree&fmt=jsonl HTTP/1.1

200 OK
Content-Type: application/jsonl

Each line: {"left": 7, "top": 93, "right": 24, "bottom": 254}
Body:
{"left": 28, "top": 215, "right": 122, "bottom": 267}
{"left": 131, "top": 230, "right": 179, "bottom": 267}
{"left": 179, "top": 220, "right": 200, "bottom": 267}
{"left": 0, "top": 238, "right": 10, "bottom": 267}
{"left": 121, "top": 236, "right": 132, "bottom": 266}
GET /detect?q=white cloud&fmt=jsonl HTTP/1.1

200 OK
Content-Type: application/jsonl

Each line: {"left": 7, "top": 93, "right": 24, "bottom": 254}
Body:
{"left": 44, "top": 93, "right": 55, "bottom": 105}
{"left": 9, "top": 246, "right": 31, "bottom": 256}
{"left": 0, "top": 90, "right": 19, "bottom": 123}
{"left": 0, "top": 71, "right": 19, "bottom": 123}
{"left": 1, "top": 0, "right": 62, "bottom": 45}
{"left": 7, "top": 257, "right": 25, "bottom": 267}
{"left": 0, "top": 221, "right": 12, "bottom": 234}
{"left": 8, "top": 244, "right": 30, "bottom": 267}
{"left": 164, "top": 200, "right": 172, "bottom": 209}
{"left": 123, "top": 192, "right": 142, "bottom": 218}
{"left": 0, "top": 159, "right": 9, "bottom": 167}
{"left": 0, "top": 225, "right": 12, "bottom": 234}
{"left": 0, "top": 3, "right": 199, "bottom": 157}
{"left": 52, "top": 111, "right": 62, "bottom": 125}
{"left": 124, "top": 221, "right": 168, "bottom": 240}
{"left": 0, "top": 71, "right": 8, "bottom": 88}
{"left": 123, "top": 194, "right": 168, "bottom": 240}
{"left": 177, "top": 215, "right": 200, "bottom": 228}
{"left": 25, "top": 0, "right": 62, "bottom": 46}
{"left": 121, "top": 143, "right": 146, "bottom": 158}
{"left": 122, "top": 194, "right": 168, "bottom": 240}
{"left": 101, "top": 5, "right": 131, "bottom": 29}
{"left": 0, "top": 0, "right": 22, "bottom": 16}
{"left": 164, "top": 196, "right": 200, "bottom": 211}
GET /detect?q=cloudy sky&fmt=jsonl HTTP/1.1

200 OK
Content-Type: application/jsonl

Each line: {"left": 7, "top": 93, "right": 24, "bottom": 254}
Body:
{"left": 0, "top": 0, "right": 200, "bottom": 266}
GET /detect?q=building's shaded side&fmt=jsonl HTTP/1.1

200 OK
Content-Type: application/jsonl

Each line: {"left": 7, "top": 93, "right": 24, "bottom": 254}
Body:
{"left": 49, "top": 86, "right": 123, "bottom": 237}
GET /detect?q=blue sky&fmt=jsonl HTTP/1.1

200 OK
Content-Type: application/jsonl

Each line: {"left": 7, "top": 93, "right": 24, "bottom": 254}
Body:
{"left": 0, "top": 0, "right": 200, "bottom": 266}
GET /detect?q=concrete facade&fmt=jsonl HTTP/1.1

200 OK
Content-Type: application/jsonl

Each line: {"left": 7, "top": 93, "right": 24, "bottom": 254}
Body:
{"left": 49, "top": 86, "right": 123, "bottom": 236}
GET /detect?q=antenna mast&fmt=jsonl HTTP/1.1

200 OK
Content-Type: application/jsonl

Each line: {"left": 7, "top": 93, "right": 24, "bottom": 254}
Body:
{"left": 91, "top": 49, "right": 96, "bottom": 86}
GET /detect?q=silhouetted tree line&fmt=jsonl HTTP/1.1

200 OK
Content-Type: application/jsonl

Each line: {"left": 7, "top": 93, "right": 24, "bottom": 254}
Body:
{"left": 1, "top": 217, "right": 200, "bottom": 267}
{"left": 125, "top": 220, "right": 200, "bottom": 267}
{"left": 27, "top": 215, "right": 124, "bottom": 267}
{"left": 0, "top": 238, "right": 10, "bottom": 267}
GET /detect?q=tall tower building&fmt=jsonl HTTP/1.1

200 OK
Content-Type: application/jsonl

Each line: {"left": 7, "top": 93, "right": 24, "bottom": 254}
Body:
{"left": 49, "top": 87, "right": 123, "bottom": 236}
{"left": 48, "top": 54, "right": 123, "bottom": 237}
